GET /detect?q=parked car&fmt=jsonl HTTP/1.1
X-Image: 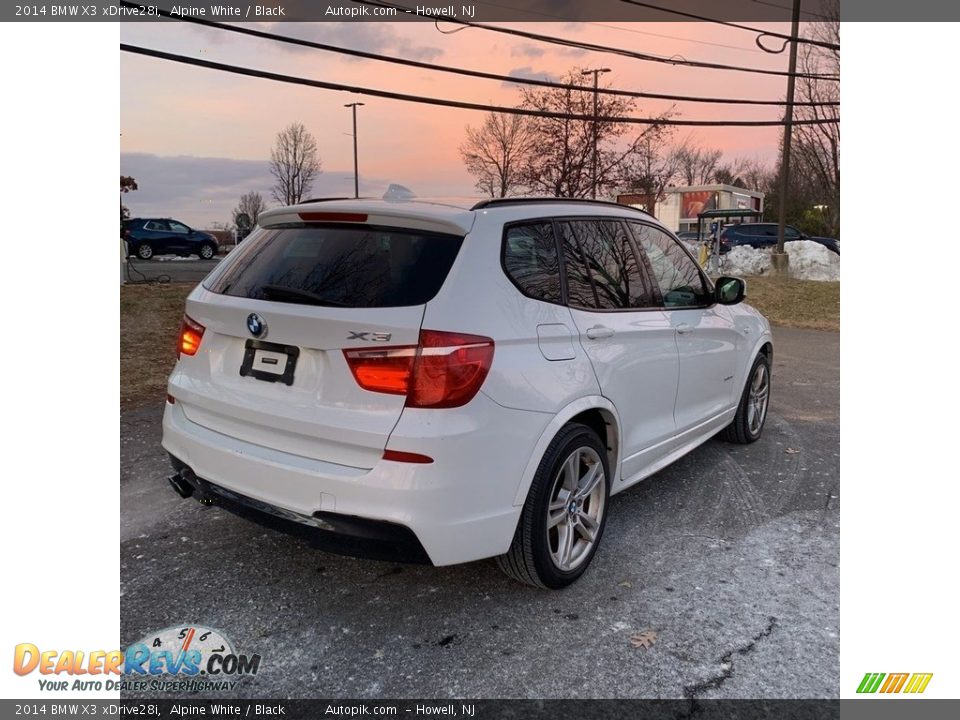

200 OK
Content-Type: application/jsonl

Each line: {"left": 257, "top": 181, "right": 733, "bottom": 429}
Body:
{"left": 123, "top": 218, "right": 219, "bottom": 260}
{"left": 720, "top": 223, "right": 839, "bottom": 255}
{"left": 162, "top": 198, "right": 773, "bottom": 588}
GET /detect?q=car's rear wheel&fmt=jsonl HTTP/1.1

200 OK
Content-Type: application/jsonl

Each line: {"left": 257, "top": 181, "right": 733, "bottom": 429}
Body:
{"left": 136, "top": 243, "right": 153, "bottom": 260}
{"left": 720, "top": 353, "right": 771, "bottom": 444}
{"left": 199, "top": 243, "right": 216, "bottom": 259}
{"left": 497, "top": 423, "right": 610, "bottom": 589}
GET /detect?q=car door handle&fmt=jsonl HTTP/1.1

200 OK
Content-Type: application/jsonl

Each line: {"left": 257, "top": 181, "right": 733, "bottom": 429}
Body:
{"left": 676, "top": 323, "right": 694, "bottom": 335}
{"left": 586, "top": 325, "right": 615, "bottom": 340}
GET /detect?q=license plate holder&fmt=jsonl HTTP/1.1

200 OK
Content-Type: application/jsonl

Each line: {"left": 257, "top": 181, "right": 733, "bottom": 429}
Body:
{"left": 240, "top": 339, "right": 300, "bottom": 386}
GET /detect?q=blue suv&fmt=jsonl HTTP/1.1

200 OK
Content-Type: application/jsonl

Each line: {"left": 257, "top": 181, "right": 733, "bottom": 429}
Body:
{"left": 720, "top": 223, "right": 839, "bottom": 255}
{"left": 123, "top": 218, "right": 219, "bottom": 260}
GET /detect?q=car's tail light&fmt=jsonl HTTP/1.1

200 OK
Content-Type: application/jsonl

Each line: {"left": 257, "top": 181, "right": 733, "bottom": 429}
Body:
{"left": 343, "top": 330, "right": 494, "bottom": 409}
{"left": 408, "top": 331, "right": 495, "bottom": 408}
{"left": 178, "top": 315, "right": 205, "bottom": 357}
{"left": 343, "top": 346, "right": 416, "bottom": 395}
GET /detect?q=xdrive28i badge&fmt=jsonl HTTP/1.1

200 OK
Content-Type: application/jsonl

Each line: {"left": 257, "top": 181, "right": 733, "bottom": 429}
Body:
{"left": 247, "top": 313, "right": 267, "bottom": 338}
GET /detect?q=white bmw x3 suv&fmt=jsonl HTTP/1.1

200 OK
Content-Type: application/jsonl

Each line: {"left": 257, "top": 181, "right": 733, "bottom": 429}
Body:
{"left": 162, "top": 197, "right": 772, "bottom": 588}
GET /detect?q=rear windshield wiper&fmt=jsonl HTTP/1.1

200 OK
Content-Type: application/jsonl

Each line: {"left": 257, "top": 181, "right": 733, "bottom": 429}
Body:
{"left": 259, "top": 284, "right": 349, "bottom": 307}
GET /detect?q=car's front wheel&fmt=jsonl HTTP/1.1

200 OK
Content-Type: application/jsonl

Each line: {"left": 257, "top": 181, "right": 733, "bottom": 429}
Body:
{"left": 497, "top": 423, "right": 610, "bottom": 589}
{"left": 720, "top": 352, "right": 771, "bottom": 444}
{"left": 135, "top": 243, "right": 153, "bottom": 260}
{"left": 199, "top": 242, "right": 216, "bottom": 259}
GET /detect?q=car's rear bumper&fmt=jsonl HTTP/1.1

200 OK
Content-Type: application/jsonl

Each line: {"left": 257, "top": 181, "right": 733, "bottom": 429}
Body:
{"left": 161, "top": 392, "right": 551, "bottom": 566}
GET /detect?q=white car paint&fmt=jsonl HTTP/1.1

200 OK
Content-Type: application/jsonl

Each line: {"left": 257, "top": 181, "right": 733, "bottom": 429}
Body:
{"left": 162, "top": 198, "right": 772, "bottom": 568}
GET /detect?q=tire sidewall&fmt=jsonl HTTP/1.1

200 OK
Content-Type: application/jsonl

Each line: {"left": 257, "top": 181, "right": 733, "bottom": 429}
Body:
{"left": 529, "top": 426, "right": 611, "bottom": 588}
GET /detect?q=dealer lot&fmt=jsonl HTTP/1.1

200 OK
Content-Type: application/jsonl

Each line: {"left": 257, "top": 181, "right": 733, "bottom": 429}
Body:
{"left": 120, "top": 327, "right": 838, "bottom": 699}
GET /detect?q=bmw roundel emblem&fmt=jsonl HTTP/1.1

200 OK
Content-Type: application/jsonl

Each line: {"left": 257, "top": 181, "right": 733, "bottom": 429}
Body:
{"left": 247, "top": 313, "right": 267, "bottom": 338}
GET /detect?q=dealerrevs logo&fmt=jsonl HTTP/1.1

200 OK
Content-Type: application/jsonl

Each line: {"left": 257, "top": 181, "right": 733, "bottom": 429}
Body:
{"left": 856, "top": 672, "right": 933, "bottom": 694}
{"left": 14, "top": 625, "right": 261, "bottom": 692}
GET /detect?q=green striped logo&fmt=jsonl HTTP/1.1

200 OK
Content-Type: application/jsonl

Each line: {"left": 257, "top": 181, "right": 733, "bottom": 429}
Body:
{"left": 857, "top": 672, "right": 932, "bottom": 694}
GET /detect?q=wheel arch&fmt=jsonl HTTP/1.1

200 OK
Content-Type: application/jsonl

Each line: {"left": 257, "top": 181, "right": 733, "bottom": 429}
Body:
{"left": 512, "top": 396, "right": 621, "bottom": 507}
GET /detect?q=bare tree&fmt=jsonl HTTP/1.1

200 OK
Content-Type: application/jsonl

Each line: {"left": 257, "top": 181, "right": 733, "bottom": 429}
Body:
{"left": 729, "top": 157, "right": 773, "bottom": 192}
{"left": 620, "top": 128, "right": 682, "bottom": 213}
{"left": 672, "top": 139, "right": 724, "bottom": 186}
{"left": 460, "top": 113, "right": 533, "bottom": 197}
{"left": 269, "top": 122, "right": 321, "bottom": 206}
{"left": 791, "top": 0, "right": 840, "bottom": 236}
{"left": 233, "top": 191, "right": 266, "bottom": 225}
{"left": 516, "top": 68, "right": 672, "bottom": 198}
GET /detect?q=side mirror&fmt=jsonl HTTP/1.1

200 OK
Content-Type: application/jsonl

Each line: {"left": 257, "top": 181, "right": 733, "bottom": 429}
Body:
{"left": 715, "top": 276, "right": 746, "bottom": 305}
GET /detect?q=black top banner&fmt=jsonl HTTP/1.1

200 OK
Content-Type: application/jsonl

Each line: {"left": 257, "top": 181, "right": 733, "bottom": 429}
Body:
{"left": 3, "top": 0, "right": 953, "bottom": 22}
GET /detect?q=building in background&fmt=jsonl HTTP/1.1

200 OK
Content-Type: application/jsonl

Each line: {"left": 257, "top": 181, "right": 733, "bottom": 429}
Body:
{"left": 618, "top": 184, "right": 764, "bottom": 233}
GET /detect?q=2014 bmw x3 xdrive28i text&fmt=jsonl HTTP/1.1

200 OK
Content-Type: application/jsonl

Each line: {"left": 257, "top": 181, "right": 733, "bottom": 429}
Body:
{"left": 162, "top": 197, "right": 773, "bottom": 588}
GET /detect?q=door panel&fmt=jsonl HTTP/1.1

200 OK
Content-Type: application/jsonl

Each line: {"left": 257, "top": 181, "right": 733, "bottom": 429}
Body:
{"left": 629, "top": 221, "right": 740, "bottom": 432}
{"left": 167, "top": 220, "right": 192, "bottom": 254}
{"left": 558, "top": 219, "right": 679, "bottom": 478}
{"left": 670, "top": 307, "right": 739, "bottom": 431}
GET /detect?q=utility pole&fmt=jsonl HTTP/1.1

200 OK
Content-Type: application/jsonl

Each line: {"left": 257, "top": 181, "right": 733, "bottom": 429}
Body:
{"left": 344, "top": 102, "right": 365, "bottom": 199}
{"left": 772, "top": 0, "right": 802, "bottom": 275}
{"left": 581, "top": 68, "right": 610, "bottom": 199}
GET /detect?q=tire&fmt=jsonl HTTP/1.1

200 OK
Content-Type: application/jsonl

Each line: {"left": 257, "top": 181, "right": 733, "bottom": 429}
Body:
{"left": 720, "top": 352, "right": 771, "bottom": 444}
{"left": 497, "top": 423, "right": 610, "bottom": 589}
{"left": 199, "top": 243, "right": 216, "bottom": 260}
{"left": 136, "top": 243, "right": 153, "bottom": 260}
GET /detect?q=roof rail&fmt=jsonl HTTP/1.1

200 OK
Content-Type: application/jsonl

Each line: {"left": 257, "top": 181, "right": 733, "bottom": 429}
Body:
{"left": 471, "top": 197, "right": 654, "bottom": 216}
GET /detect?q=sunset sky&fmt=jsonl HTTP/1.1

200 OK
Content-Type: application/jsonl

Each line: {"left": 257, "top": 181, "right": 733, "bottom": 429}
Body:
{"left": 120, "top": 19, "right": 802, "bottom": 228}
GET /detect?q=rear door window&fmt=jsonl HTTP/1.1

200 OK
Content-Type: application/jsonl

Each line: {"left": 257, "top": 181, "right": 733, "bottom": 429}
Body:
{"left": 204, "top": 224, "right": 463, "bottom": 308}
{"left": 558, "top": 219, "right": 656, "bottom": 310}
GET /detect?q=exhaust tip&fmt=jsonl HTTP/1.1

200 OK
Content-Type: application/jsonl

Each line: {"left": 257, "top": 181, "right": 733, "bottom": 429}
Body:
{"left": 168, "top": 473, "right": 194, "bottom": 499}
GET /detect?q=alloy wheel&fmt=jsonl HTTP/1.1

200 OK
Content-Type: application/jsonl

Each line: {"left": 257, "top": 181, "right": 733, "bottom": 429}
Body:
{"left": 546, "top": 447, "right": 606, "bottom": 572}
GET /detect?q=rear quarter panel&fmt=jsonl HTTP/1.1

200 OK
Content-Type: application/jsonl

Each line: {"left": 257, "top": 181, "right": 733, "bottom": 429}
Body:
{"left": 420, "top": 209, "right": 601, "bottom": 415}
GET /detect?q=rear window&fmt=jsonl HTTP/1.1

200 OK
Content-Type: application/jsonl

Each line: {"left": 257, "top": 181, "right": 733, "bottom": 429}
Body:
{"left": 204, "top": 224, "right": 463, "bottom": 308}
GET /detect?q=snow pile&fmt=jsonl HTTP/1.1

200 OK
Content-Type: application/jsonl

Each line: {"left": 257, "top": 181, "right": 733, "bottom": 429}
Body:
{"left": 724, "top": 245, "right": 772, "bottom": 277}
{"left": 784, "top": 240, "right": 840, "bottom": 282}
{"left": 719, "top": 240, "right": 839, "bottom": 282}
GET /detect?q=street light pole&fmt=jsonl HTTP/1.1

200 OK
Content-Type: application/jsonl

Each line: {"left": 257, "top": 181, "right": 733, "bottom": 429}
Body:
{"left": 773, "top": 0, "right": 802, "bottom": 274}
{"left": 581, "top": 68, "right": 610, "bottom": 199}
{"left": 344, "top": 102, "right": 365, "bottom": 199}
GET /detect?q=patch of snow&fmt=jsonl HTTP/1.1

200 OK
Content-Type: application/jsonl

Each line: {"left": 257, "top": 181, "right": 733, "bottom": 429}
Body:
{"left": 784, "top": 239, "right": 840, "bottom": 282}
{"left": 724, "top": 245, "right": 773, "bottom": 277}
{"left": 718, "top": 240, "right": 839, "bottom": 281}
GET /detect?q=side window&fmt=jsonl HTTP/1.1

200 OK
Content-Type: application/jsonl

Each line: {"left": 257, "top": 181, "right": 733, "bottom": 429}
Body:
{"left": 559, "top": 220, "right": 655, "bottom": 310}
{"left": 785, "top": 226, "right": 802, "bottom": 240}
{"left": 502, "top": 223, "right": 562, "bottom": 304}
{"left": 144, "top": 220, "right": 167, "bottom": 232}
{"left": 169, "top": 221, "right": 190, "bottom": 234}
{"left": 630, "top": 223, "right": 711, "bottom": 308}
{"left": 558, "top": 223, "right": 599, "bottom": 309}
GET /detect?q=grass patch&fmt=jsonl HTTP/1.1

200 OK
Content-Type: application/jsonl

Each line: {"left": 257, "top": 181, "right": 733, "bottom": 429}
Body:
{"left": 742, "top": 275, "right": 839, "bottom": 331}
{"left": 120, "top": 283, "right": 192, "bottom": 409}
{"left": 120, "top": 276, "right": 838, "bottom": 407}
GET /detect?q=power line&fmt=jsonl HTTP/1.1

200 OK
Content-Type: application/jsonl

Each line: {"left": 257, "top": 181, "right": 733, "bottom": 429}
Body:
{"left": 134, "top": 4, "right": 836, "bottom": 108}
{"left": 472, "top": 0, "right": 769, "bottom": 54}
{"left": 349, "top": 0, "right": 838, "bottom": 81}
{"left": 750, "top": 0, "right": 834, "bottom": 21}
{"left": 617, "top": 0, "right": 841, "bottom": 53}
{"left": 120, "top": 43, "right": 840, "bottom": 128}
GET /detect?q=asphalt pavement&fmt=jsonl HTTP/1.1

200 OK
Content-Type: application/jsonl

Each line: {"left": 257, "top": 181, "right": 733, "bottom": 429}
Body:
{"left": 120, "top": 327, "right": 839, "bottom": 699}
